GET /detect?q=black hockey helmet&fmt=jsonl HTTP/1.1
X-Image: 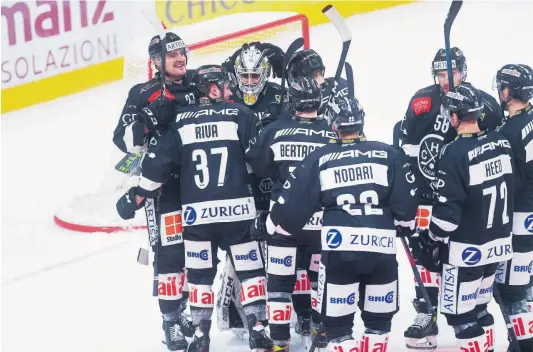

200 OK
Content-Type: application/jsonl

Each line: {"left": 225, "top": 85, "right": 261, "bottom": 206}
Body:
{"left": 148, "top": 32, "right": 188, "bottom": 62}
{"left": 192, "top": 64, "right": 231, "bottom": 98}
{"left": 431, "top": 47, "right": 467, "bottom": 78}
{"left": 328, "top": 94, "right": 365, "bottom": 133}
{"left": 288, "top": 76, "right": 322, "bottom": 112}
{"left": 442, "top": 83, "right": 484, "bottom": 122}
{"left": 494, "top": 64, "right": 533, "bottom": 103}
{"left": 287, "top": 49, "right": 325, "bottom": 80}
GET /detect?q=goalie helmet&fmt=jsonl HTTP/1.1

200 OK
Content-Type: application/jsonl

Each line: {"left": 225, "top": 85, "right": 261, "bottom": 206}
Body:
{"left": 328, "top": 94, "right": 365, "bottom": 133}
{"left": 288, "top": 49, "right": 325, "bottom": 80}
{"left": 431, "top": 47, "right": 467, "bottom": 79}
{"left": 442, "top": 83, "right": 484, "bottom": 122}
{"left": 234, "top": 43, "right": 271, "bottom": 105}
{"left": 288, "top": 76, "right": 322, "bottom": 113}
{"left": 148, "top": 31, "right": 188, "bottom": 64}
{"left": 494, "top": 64, "right": 533, "bottom": 103}
{"left": 192, "top": 65, "right": 230, "bottom": 100}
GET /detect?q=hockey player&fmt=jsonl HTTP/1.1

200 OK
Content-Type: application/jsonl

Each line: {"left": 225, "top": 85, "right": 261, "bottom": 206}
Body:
{"left": 117, "top": 64, "right": 272, "bottom": 352}
{"left": 252, "top": 92, "right": 419, "bottom": 351}
{"left": 222, "top": 41, "right": 287, "bottom": 212}
{"left": 214, "top": 42, "right": 289, "bottom": 335}
{"left": 493, "top": 64, "right": 533, "bottom": 351}
{"left": 286, "top": 49, "right": 349, "bottom": 116}
{"left": 417, "top": 84, "right": 514, "bottom": 351}
{"left": 399, "top": 47, "right": 504, "bottom": 349}
{"left": 113, "top": 32, "right": 195, "bottom": 351}
{"left": 246, "top": 77, "right": 335, "bottom": 351}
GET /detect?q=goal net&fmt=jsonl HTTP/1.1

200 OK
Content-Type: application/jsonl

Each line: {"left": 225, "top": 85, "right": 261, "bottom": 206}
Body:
{"left": 54, "top": 13, "right": 310, "bottom": 233}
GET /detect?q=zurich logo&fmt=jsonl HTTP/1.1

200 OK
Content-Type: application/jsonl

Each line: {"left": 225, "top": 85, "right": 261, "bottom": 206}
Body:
{"left": 524, "top": 214, "right": 533, "bottom": 233}
{"left": 326, "top": 229, "right": 342, "bottom": 249}
{"left": 462, "top": 247, "right": 482, "bottom": 266}
{"left": 183, "top": 206, "right": 197, "bottom": 225}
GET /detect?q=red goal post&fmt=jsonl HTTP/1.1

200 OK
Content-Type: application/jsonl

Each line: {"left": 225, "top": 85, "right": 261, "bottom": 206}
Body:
{"left": 54, "top": 14, "right": 310, "bottom": 233}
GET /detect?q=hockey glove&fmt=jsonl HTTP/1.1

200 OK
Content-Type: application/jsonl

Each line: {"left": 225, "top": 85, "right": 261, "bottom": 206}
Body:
{"left": 222, "top": 56, "right": 236, "bottom": 77}
{"left": 258, "top": 43, "right": 285, "bottom": 78}
{"left": 396, "top": 225, "right": 415, "bottom": 238}
{"left": 139, "top": 96, "right": 175, "bottom": 133}
{"left": 116, "top": 187, "right": 145, "bottom": 220}
{"left": 416, "top": 230, "right": 443, "bottom": 272}
{"left": 249, "top": 211, "right": 269, "bottom": 241}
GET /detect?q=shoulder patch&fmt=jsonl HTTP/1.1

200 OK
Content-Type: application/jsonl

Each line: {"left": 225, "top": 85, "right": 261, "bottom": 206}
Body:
{"left": 412, "top": 96, "right": 432, "bottom": 115}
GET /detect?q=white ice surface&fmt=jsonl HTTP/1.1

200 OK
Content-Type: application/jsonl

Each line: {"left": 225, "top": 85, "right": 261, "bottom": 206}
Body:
{"left": 2, "top": 2, "right": 533, "bottom": 351}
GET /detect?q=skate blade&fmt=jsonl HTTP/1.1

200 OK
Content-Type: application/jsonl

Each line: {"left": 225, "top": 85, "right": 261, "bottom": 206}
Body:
{"left": 406, "top": 336, "right": 437, "bottom": 350}
{"left": 161, "top": 340, "right": 187, "bottom": 352}
{"left": 301, "top": 335, "right": 312, "bottom": 351}
{"left": 231, "top": 328, "right": 247, "bottom": 341}
{"left": 251, "top": 349, "right": 273, "bottom": 352}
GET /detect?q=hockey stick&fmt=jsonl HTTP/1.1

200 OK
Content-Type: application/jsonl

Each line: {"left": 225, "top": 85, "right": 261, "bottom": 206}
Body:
{"left": 493, "top": 284, "right": 523, "bottom": 352}
{"left": 322, "top": 4, "right": 352, "bottom": 119}
{"left": 344, "top": 62, "right": 355, "bottom": 99}
{"left": 276, "top": 37, "right": 305, "bottom": 115}
{"left": 142, "top": 7, "right": 167, "bottom": 99}
{"left": 400, "top": 238, "right": 438, "bottom": 320}
{"left": 444, "top": 0, "right": 463, "bottom": 91}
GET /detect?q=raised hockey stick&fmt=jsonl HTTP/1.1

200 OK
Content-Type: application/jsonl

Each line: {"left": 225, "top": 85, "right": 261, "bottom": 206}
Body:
{"left": 322, "top": 4, "right": 352, "bottom": 119}
{"left": 493, "top": 284, "right": 523, "bottom": 352}
{"left": 444, "top": 0, "right": 463, "bottom": 91}
{"left": 276, "top": 37, "right": 305, "bottom": 115}
{"left": 400, "top": 238, "right": 438, "bottom": 320}
{"left": 142, "top": 7, "right": 167, "bottom": 99}
{"left": 344, "top": 62, "right": 355, "bottom": 98}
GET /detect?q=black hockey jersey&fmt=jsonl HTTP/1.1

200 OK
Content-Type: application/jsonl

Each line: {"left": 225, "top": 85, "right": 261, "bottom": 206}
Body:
{"left": 113, "top": 71, "right": 196, "bottom": 153}
{"left": 231, "top": 81, "right": 284, "bottom": 122}
{"left": 399, "top": 83, "right": 503, "bottom": 200}
{"left": 429, "top": 131, "right": 514, "bottom": 267}
{"left": 393, "top": 120, "right": 403, "bottom": 148}
{"left": 496, "top": 103, "right": 533, "bottom": 238}
{"left": 246, "top": 116, "right": 335, "bottom": 218}
{"left": 138, "top": 99, "right": 257, "bottom": 226}
{"left": 267, "top": 137, "right": 418, "bottom": 260}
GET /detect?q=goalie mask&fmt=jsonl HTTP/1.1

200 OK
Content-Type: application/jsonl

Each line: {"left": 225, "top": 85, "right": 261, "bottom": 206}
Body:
{"left": 234, "top": 44, "right": 271, "bottom": 106}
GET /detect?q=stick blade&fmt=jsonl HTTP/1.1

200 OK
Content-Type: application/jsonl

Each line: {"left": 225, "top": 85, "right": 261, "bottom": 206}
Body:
{"left": 444, "top": 0, "right": 463, "bottom": 30}
{"left": 322, "top": 5, "right": 351, "bottom": 42}
{"left": 142, "top": 7, "right": 166, "bottom": 36}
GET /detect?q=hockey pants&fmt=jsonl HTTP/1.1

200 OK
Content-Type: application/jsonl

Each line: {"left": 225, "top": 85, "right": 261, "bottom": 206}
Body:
{"left": 495, "top": 227, "right": 533, "bottom": 351}
{"left": 318, "top": 251, "right": 399, "bottom": 342}
{"left": 183, "top": 220, "right": 266, "bottom": 328}
{"left": 266, "top": 229, "right": 321, "bottom": 344}
{"left": 409, "top": 205, "right": 440, "bottom": 309}
{"left": 152, "top": 177, "right": 187, "bottom": 317}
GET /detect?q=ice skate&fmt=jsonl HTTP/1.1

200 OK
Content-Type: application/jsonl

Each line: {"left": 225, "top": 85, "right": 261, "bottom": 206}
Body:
{"left": 404, "top": 308, "right": 438, "bottom": 350}
{"left": 249, "top": 324, "right": 274, "bottom": 352}
{"left": 310, "top": 322, "right": 327, "bottom": 352}
{"left": 272, "top": 344, "right": 290, "bottom": 351}
{"left": 295, "top": 315, "right": 312, "bottom": 350}
{"left": 162, "top": 319, "right": 189, "bottom": 352}
{"left": 178, "top": 301, "right": 195, "bottom": 339}
{"left": 187, "top": 329, "right": 210, "bottom": 352}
